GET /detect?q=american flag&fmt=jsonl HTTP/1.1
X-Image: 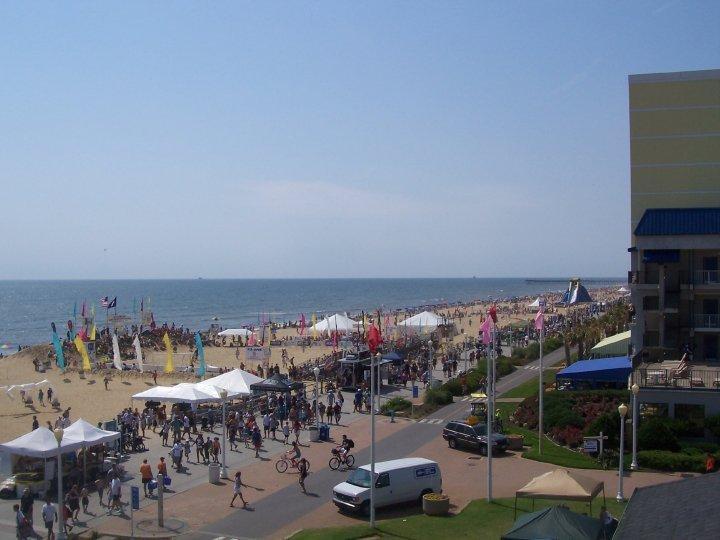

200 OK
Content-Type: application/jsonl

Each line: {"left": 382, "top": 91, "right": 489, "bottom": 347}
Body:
{"left": 100, "top": 296, "right": 109, "bottom": 307}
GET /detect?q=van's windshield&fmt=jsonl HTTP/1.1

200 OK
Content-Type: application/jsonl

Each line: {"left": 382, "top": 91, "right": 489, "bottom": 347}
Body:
{"left": 346, "top": 468, "right": 372, "bottom": 488}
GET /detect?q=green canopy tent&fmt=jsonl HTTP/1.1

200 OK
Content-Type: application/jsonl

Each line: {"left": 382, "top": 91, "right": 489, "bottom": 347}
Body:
{"left": 502, "top": 505, "right": 603, "bottom": 540}
{"left": 590, "top": 331, "right": 631, "bottom": 358}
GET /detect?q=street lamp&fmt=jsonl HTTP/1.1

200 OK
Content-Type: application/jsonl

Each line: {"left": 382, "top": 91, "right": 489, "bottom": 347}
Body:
{"left": 617, "top": 403, "right": 628, "bottom": 502}
{"left": 631, "top": 383, "right": 640, "bottom": 470}
{"left": 219, "top": 388, "right": 229, "bottom": 479}
{"left": 370, "top": 352, "right": 380, "bottom": 528}
{"left": 427, "top": 340, "right": 433, "bottom": 388}
{"left": 313, "top": 366, "right": 320, "bottom": 426}
{"left": 54, "top": 428, "right": 67, "bottom": 540}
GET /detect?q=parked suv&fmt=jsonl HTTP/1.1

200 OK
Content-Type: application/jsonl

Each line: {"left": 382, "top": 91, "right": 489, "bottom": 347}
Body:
{"left": 442, "top": 421, "right": 508, "bottom": 455}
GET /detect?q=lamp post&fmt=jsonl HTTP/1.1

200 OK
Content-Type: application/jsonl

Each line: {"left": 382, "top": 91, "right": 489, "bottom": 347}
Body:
{"left": 219, "top": 388, "right": 229, "bottom": 479}
{"left": 487, "top": 327, "right": 495, "bottom": 502}
{"left": 370, "top": 353, "right": 380, "bottom": 528}
{"left": 617, "top": 403, "right": 628, "bottom": 502}
{"left": 631, "top": 383, "right": 639, "bottom": 470}
{"left": 54, "top": 428, "right": 67, "bottom": 540}
{"left": 427, "top": 340, "right": 433, "bottom": 388}
{"left": 313, "top": 366, "right": 320, "bottom": 426}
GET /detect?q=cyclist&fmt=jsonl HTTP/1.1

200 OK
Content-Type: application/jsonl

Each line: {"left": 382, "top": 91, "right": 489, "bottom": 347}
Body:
{"left": 336, "top": 435, "right": 354, "bottom": 464}
{"left": 284, "top": 441, "right": 301, "bottom": 468}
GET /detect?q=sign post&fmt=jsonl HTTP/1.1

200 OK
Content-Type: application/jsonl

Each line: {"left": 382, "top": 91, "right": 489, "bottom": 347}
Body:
{"left": 131, "top": 485, "right": 140, "bottom": 539}
{"left": 157, "top": 474, "right": 164, "bottom": 528}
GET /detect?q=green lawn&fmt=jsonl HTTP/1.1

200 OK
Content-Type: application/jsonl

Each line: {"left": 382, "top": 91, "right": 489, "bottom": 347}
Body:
{"left": 290, "top": 497, "right": 625, "bottom": 540}
{"left": 508, "top": 426, "right": 602, "bottom": 469}
{"left": 500, "top": 367, "right": 558, "bottom": 399}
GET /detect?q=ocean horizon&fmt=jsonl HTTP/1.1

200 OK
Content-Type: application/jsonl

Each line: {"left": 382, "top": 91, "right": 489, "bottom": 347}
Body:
{"left": 0, "top": 277, "right": 623, "bottom": 348}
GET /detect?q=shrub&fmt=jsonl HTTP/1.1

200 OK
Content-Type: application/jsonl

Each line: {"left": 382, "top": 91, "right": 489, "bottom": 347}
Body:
{"left": 380, "top": 397, "right": 412, "bottom": 414}
{"left": 682, "top": 441, "right": 720, "bottom": 454}
{"left": 637, "top": 450, "right": 707, "bottom": 473}
{"left": 584, "top": 412, "right": 621, "bottom": 449}
{"left": 638, "top": 417, "right": 680, "bottom": 452}
{"left": 705, "top": 414, "right": 720, "bottom": 438}
{"left": 551, "top": 425, "right": 584, "bottom": 448}
{"left": 511, "top": 347, "right": 526, "bottom": 360}
{"left": 442, "top": 378, "right": 463, "bottom": 396}
{"left": 424, "top": 389, "right": 453, "bottom": 407}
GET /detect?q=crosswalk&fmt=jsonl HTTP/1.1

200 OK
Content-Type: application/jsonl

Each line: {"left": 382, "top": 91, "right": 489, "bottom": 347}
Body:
{"left": 416, "top": 418, "right": 444, "bottom": 424}
{"left": 523, "top": 365, "right": 540, "bottom": 370}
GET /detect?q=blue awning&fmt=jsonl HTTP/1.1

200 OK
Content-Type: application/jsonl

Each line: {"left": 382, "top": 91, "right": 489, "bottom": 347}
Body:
{"left": 556, "top": 356, "right": 632, "bottom": 383}
{"left": 382, "top": 351, "right": 405, "bottom": 361}
{"left": 635, "top": 208, "right": 720, "bottom": 236}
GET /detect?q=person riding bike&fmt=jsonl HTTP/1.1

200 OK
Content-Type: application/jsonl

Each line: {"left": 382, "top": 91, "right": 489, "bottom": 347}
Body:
{"left": 335, "top": 434, "right": 354, "bottom": 464}
{"left": 284, "top": 441, "right": 301, "bottom": 468}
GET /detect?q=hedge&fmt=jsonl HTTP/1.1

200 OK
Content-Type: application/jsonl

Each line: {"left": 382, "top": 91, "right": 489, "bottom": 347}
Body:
{"left": 637, "top": 450, "right": 707, "bottom": 473}
{"left": 380, "top": 397, "right": 412, "bottom": 415}
{"left": 424, "top": 388, "right": 453, "bottom": 407}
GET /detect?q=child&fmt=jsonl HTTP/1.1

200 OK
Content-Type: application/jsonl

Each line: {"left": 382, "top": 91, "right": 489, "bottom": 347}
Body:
{"left": 282, "top": 421, "right": 290, "bottom": 445}
{"left": 81, "top": 486, "right": 90, "bottom": 514}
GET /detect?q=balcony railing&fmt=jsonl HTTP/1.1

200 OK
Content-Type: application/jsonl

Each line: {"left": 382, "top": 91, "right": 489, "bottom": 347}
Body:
{"left": 635, "top": 367, "right": 720, "bottom": 390}
{"left": 694, "top": 314, "right": 720, "bottom": 329}
{"left": 629, "top": 271, "right": 660, "bottom": 285}
{"left": 695, "top": 270, "right": 720, "bottom": 285}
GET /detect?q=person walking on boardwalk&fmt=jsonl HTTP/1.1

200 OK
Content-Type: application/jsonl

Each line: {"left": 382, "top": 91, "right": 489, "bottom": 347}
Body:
{"left": 229, "top": 471, "right": 248, "bottom": 508}
{"left": 298, "top": 458, "right": 309, "bottom": 494}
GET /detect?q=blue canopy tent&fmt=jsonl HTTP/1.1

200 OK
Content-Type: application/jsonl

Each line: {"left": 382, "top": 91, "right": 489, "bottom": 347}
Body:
{"left": 556, "top": 356, "right": 632, "bottom": 390}
{"left": 381, "top": 351, "right": 405, "bottom": 363}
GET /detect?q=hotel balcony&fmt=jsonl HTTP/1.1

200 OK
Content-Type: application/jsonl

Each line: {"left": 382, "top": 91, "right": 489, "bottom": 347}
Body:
{"left": 635, "top": 363, "right": 720, "bottom": 391}
{"left": 693, "top": 270, "right": 720, "bottom": 288}
{"left": 694, "top": 314, "right": 720, "bottom": 331}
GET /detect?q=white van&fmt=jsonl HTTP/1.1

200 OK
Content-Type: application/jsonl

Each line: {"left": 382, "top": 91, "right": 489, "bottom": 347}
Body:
{"left": 332, "top": 457, "right": 442, "bottom": 515}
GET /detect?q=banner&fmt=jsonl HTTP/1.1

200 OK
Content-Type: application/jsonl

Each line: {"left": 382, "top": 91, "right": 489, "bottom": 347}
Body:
{"left": 51, "top": 324, "right": 65, "bottom": 370}
{"left": 163, "top": 332, "right": 174, "bottom": 373}
{"left": 133, "top": 334, "right": 144, "bottom": 373}
{"left": 112, "top": 333, "right": 123, "bottom": 371}
{"left": 89, "top": 324, "right": 96, "bottom": 341}
{"left": 311, "top": 313, "right": 318, "bottom": 340}
{"left": 74, "top": 335, "right": 92, "bottom": 371}
{"left": 195, "top": 332, "right": 206, "bottom": 378}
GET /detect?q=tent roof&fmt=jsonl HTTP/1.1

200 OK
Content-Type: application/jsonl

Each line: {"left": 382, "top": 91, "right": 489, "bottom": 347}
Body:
{"left": 590, "top": 331, "right": 631, "bottom": 357}
{"left": 131, "top": 384, "right": 219, "bottom": 403}
{"left": 502, "top": 505, "right": 603, "bottom": 540}
{"left": 197, "top": 369, "right": 262, "bottom": 398}
{"left": 396, "top": 311, "right": 445, "bottom": 328}
{"left": 310, "top": 314, "right": 357, "bottom": 333}
{"left": 218, "top": 328, "right": 253, "bottom": 337}
{"left": 64, "top": 418, "right": 120, "bottom": 446}
{"left": 382, "top": 351, "right": 405, "bottom": 361}
{"left": 556, "top": 356, "right": 632, "bottom": 382}
{"left": 516, "top": 468, "right": 604, "bottom": 502}
{"left": 250, "top": 373, "right": 303, "bottom": 392}
{"left": 0, "top": 427, "right": 83, "bottom": 458}
{"left": 528, "top": 297, "right": 542, "bottom": 308}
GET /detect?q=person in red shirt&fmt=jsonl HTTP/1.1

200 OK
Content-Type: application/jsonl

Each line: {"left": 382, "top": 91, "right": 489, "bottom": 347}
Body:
{"left": 140, "top": 460, "right": 153, "bottom": 496}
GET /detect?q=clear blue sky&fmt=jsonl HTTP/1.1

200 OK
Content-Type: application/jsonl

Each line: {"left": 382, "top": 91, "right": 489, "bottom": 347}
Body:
{"left": 1, "top": 2, "right": 718, "bottom": 279}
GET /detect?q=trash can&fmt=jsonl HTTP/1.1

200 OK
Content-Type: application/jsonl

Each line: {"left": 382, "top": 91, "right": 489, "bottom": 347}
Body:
{"left": 319, "top": 423, "right": 330, "bottom": 441}
{"left": 412, "top": 385, "right": 419, "bottom": 398}
{"left": 208, "top": 463, "right": 221, "bottom": 484}
{"left": 308, "top": 426, "right": 320, "bottom": 442}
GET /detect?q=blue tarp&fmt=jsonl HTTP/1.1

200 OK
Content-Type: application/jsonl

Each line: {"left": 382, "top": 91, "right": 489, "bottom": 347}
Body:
{"left": 382, "top": 351, "right": 405, "bottom": 362}
{"left": 556, "top": 356, "right": 632, "bottom": 383}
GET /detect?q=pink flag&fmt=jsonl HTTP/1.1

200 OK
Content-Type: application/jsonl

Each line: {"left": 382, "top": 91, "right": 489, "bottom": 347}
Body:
{"left": 248, "top": 332, "right": 256, "bottom": 347}
{"left": 481, "top": 316, "right": 494, "bottom": 344}
{"left": 534, "top": 309, "right": 544, "bottom": 331}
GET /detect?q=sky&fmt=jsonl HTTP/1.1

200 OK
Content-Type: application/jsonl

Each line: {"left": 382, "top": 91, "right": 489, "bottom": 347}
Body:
{"left": 1, "top": 1, "right": 718, "bottom": 279}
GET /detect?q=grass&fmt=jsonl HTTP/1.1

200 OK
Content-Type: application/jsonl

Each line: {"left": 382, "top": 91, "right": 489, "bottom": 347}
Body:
{"left": 500, "top": 367, "right": 558, "bottom": 399}
{"left": 290, "top": 497, "right": 625, "bottom": 540}
{"left": 508, "top": 425, "right": 602, "bottom": 469}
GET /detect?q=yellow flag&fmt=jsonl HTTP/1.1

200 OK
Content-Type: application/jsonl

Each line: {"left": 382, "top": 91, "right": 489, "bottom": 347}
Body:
{"left": 163, "top": 332, "right": 174, "bottom": 373}
{"left": 89, "top": 324, "right": 96, "bottom": 341}
{"left": 74, "top": 335, "right": 92, "bottom": 371}
{"left": 311, "top": 313, "right": 317, "bottom": 339}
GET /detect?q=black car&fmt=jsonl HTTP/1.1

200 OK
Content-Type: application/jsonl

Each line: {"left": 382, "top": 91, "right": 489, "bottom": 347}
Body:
{"left": 442, "top": 421, "right": 508, "bottom": 455}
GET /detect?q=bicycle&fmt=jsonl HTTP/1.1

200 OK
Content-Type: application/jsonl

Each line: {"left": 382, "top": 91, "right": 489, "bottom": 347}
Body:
{"left": 275, "top": 456, "right": 310, "bottom": 473}
{"left": 329, "top": 450, "right": 355, "bottom": 470}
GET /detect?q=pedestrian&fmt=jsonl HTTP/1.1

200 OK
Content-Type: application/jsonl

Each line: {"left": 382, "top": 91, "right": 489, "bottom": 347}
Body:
{"left": 293, "top": 419, "right": 301, "bottom": 444}
{"left": 80, "top": 487, "right": 89, "bottom": 514}
{"left": 183, "top": 439, "right": 192, "bottom": 463}
{"left": 212, "top": 437, "right": 221, "bottom": 463}
{"left": 195, "top": 434, "right": 205, "bottom": 463}
{"left": 157, "top": 456, "right": 168, "bottom": 482}
{"left": 183, "top": 414, "right": 191, "bottom": 440}
{"left": 140, "top": 459, "right": 153, "bottom": 497}
{"left": 66, "top": 485, "right": 80, "bottom": 521}
{"left": 171, "top": 441, "right": 183, "bottom": 470}
{"left": 152, "top": 370, "right": 158, "bottom": 385}
{"left": 204, "top": 437, "right": 213, "bottom": 463}
{"left": 270, "top": 414, "right": 278, "bottom": 440}
{"left": 15, "top": 503, "right": 38, "bottom": 540}
{"left": 263, "top": 413, "right": 271, "bottom": 438}
{"left": 228, "top": 425, "right": 238, "bottom": 451}
{"left": 41, "top": 497, "right": 57, "bottom": 540}
{"left": 333, "top": 402, "right": 341, "bottom": 425}
{"left": 38, "top": 389, "right": 44, "bottom": 407}
{"left": 318, "top": 402, "right": 326, "bottom": 424}
{"left": 161, "top": 421, "right": 170, "bottom": 446}
{"left": 282, "top": 421, "right": 290, "bottom": 445}
{"left": 229, "top": 471, "right": 248, "bottom": 508}
{"left": 32, "top": 416, "right": 39, "bottom": 430}
{"left": 95, "top": 478, "right": 105, "bottom": 508}
{"left": 103, "top": 376, "right": 109, "bottom": 390}
{"left": 108, "top": 477, "right": 123, "bottom": 515}
{"left": 252, "top": 426, "right": 262, "bottom": 458}
{"left": 298, "top": 457, "right": 309, "bottom": 494}
{"left": 47, "top": 387, "right": 53, "bottom": 404}
{"left": 20, "top": 487, "right": 34, "bottom": 525}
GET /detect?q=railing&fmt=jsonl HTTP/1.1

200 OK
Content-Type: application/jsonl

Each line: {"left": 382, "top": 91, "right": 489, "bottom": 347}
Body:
{"left": 694, "top": 314, "right": 720, "bottom": 329}
{"left": 695, "top": 270, "right": 720, "bottom": 285}
{"left": 635, "top": 367, "right": 720, "bottom": 390}
{"left": 628, "top": 271, "right": 660, "bottom": 285}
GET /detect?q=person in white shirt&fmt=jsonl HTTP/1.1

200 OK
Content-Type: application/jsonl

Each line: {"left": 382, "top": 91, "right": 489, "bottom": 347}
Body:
{"left": 109, "top": 477, "right": 123, "bottom": 515}
{"left": 41, "top": 498, "right": 57, "bottom": 540}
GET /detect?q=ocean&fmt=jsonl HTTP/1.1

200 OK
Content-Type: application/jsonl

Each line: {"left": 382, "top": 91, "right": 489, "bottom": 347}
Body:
{"left": 0, "top": 278, "right": 623, "bottom": 348}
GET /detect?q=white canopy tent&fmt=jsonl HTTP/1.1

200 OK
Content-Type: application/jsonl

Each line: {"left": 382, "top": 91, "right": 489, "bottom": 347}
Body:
{"left": 63, "top": 418, "right": 121, "bottom": 447}
{"left": 0, "top": 427, "right": 83, "bottom": 458}
{"left": 131, "top": 383, "right": 221, "bottom": 403}
{"left": 1, "top": 379, "right": 49, "bottom": 399}
{"left": 131, "top": 386, "right": 175, "bottom": 402}
{"left": 218, "top": 328, "right": 254, "bottom": 337}
{"left": 528, "top": 297, "right": 543, "bottom": 308}
{"left": 617, "top": 286, "right": 630, "bottom": 294}
{"left": 310, "top": 314, "right": 358, "bottom": 334}
{"left": 396, "top": 311, "right": 445, "bottom": 329}
{"left": 197, "top": 369, "right": 262, "bottom": 398}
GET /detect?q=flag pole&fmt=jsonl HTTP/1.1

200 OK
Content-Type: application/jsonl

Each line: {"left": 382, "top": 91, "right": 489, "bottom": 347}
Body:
{"left": 539, "top": 323, "right": 544, "bottom": 455}
{"left": 487, "top": 324, "right": 494, "bottom": 503}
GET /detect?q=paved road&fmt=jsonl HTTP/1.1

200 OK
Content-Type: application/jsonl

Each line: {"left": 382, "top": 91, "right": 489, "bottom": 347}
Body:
{"left": 187, "top": 347, "right": 568, "bottom": 539}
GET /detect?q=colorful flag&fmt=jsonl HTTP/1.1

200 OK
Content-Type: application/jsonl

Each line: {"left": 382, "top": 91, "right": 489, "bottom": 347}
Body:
{"left": 51, "top": 323, "right": 65, "bottom": 369}
{"left": 195, "top": 332, "right": 206, "bottom": 377}
{"left": 534, "top": 309, "right": 545, "bottom": 331}
{"left": 367, "top": 324, "right": 383, "bottom": 353}
{"left": 112, "top": 333, "right": 123, "bottom": 371}
{"left": 90, "top": 304, "right": 95, "bottom": 320}
{"left": 107, "top": 297, "right": 117, "bottom": 309}
{"left": 488, "top": 304, "right": 498, "bottom": 324}
{"left": 247, "top": 332, "right": 256, "bottom": 347}
{"left": 81, "top": 301, "right": 86, "bottom": 318}
{"left": 481, "top": 316, "right": 495, "bottom": 345}
{"left": 89, "top": 324, "right": 96, "bottom": 341}
{"left": 133, "top": 334, "right": 144, "bottom": 373}
{"left": 100, "top": 296, "right": 109, "bottom": 308}
{"left": 67, "top": 320, "right": 75, "bottom": 340}
{"left": 311, "top": 313, "right": 318, "bottom": 339}
{"left": 74, "top": 335, "right": 92, "bottom": 371}
{"left": 298, "top": 314, "right": 306, "bottom": 336}
{"left": 163, "top": 332, "right": 174, "bottom": 373}
{"left": 73, "top": 302, "right": 77, "bottom": 319}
